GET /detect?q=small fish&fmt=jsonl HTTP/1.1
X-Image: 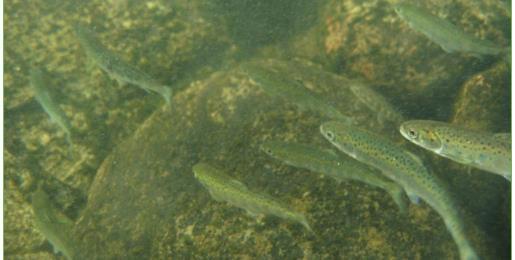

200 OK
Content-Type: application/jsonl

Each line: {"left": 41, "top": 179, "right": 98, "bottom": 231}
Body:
{"left": 260, "top": 141, "right": 407, "bottom": 212}
{"left": 400, "top": 120, "right": 511, "bottom": 181}
{"left": 241, "top": 62, "right": 353, "bottom": 124}
{"left": 74, "top": 24, "right": 172, "bottom": 104}
{"left": 348, "top": 81, "right": 404, "bottom": 125}
{"left": 31, "top": 187, "right": 76, "bottom": 260}
{"left": 192, "top": 162, "right": 312, "bottom": 232}
{"left": 320, "top": 121, "right": 479, "bottom": 260}
{"left": 394, "top": 3, "right": 505, "bottom": 57}
{"left": 30, "top": 68, "right": 73, "bottom": 155}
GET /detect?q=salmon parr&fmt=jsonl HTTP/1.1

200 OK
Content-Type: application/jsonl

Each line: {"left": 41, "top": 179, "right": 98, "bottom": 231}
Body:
{"left": 320, "top": 121, "right": 479, "bottom": 260}
{"left": 30, "top": 68, "right": 73, "bottom": 152}
{"left": 260, "top": 141, "right": 407, "bottom": 212}
{"left": 192, "top": 163, "right": 312, "bottom": 232}
{"left": 241, "top": 62, "right": 353, "bottom": 124}
{"left": 74, "top": 24, "right": 172, "bottom": 104}
{"left": 32, "top": 187, "right": 76, "bottom": 260}
{"left": 394, "top": 3, "right": 504, "bottom": 57}
{"left": 400, "top": 120, "right": 511, "bottom": 181}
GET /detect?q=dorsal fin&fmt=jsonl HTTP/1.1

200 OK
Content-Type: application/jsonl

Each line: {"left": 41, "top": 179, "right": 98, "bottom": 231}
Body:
{"left": 229, "top": 179, "right": 248, "bottom": 191}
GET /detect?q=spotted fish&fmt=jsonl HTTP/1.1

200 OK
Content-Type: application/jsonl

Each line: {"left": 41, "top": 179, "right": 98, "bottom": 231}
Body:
{"left": 31, "top": 187, "right": 76, "bottom": 260}
{"left": 261, "top": 141, "right": 407, "bottom": 212}
{"left": 74, "top": 24, "right": 172, "bottom": 104}
{"left": 400, "top": 120, "right": 511, "bottom": 181}
{"left": 30, "top": 68, "right": 73, "bottom": 153}
{"left": 241, "top": 62, "right": 353, "bottom": 124}
{"left": 394, "top": 3, "right": 505, "bottom": 57}
{"left": 193, "top": 163, "right": 312, "bottom": 232}
{"left": 320, "top": 121, "right": 479, "bottom": 260}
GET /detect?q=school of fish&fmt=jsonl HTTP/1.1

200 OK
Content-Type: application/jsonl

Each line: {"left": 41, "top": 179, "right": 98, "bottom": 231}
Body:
{"left": 27, "top": 2, "right": 510, "bottom": 260}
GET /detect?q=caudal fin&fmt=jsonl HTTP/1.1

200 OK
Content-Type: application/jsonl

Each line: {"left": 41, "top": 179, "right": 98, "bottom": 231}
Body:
{"left": 459, "top": 246, "right": 479, "bottom": 260}
{"left": 159, "top": 86, "right": 172, "bottom": 105}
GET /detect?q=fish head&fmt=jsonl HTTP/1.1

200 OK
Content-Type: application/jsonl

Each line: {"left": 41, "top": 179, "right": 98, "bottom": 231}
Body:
{"left": 192, "top": 163, "right": 211, "bottom": 181}
{"left": 400, "top": 120, "right": 443, "bottom": 152}
{"left": 320, "top": 121, "right": 358, "bottom": 156}
{"left": 393, "top": 3, "right": 415, "bottom": 21}
{"left": 260, "top": 141, "right": 283, "bottom": 158}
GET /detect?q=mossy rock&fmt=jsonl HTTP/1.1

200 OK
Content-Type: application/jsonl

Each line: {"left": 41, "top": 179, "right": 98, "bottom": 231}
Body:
{"left": 72, "top": 59, "right": 491, "bottom": 259}
{"left": 289, "top": 0, "right": 509, "bottom": 120}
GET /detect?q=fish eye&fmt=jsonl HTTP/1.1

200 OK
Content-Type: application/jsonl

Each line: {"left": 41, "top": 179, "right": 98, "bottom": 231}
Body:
{"left": 325, "top": 131, "right": 335, "bottom": 140}
{"left": 408, "top": 129, "right": 418, "bottom": 138}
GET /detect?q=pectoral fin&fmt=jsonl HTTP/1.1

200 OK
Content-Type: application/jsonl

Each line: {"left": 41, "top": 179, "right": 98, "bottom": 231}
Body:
{"left": 406, "top": 190, "right": 421, "bottom": 205}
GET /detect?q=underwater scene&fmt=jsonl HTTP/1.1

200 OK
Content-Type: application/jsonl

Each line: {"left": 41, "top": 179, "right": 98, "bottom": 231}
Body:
{"left": 4, "top": 0, "right": 512, "bottom": 259}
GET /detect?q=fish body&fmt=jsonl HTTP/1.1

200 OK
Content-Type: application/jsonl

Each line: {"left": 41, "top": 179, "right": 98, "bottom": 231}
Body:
{"left": 30, "top": 68, "right": 73, "bottom": 148}
{"left": 261, "top": 141, "right": 407, "bottom": 212}
{"left": 74, "top": 24, "right": 171, "bottom": 104}
{"left": 193, "top": 163, "right": 312, "bottom": 232}
{"left": 31, "top": 187, "right": 76, "bottom": 260}
{"left": 320, "top": 121, "right": 479, "bottom": 260}
{"left": 400, "top": 120, "right": 511, "bottom": 181}
{"left": 348, "top": 81, "right": 404, "bottom": 125}
{"left": 242, "top": 62, "right": 353, "bottom": 123}
{"left": 394, "top": 3, "right": 504, "bottom": 57}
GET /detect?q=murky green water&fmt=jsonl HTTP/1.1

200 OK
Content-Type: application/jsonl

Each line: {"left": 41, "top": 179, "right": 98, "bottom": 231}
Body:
{"left": 4, "top": 0, "right": 511, "bottom": 259}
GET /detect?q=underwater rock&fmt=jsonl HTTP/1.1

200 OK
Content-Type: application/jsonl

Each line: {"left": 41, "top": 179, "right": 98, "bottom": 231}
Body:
{"left": 4, "top": 0, "right": 232, "bottom": 258}
{"left": 451, "top": 61, "right": 510, "bottom": 132}
{"left": 73, "top": 59, "right": 489, "bottom": 259}
{"left": 290, "top": 0, "right": 509, "bottom": 119}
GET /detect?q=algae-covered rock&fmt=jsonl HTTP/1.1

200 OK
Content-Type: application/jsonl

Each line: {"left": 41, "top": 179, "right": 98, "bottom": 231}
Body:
{"left": 4, "top": 0, "right": 232, "bottom": 258}
{"left": 5, "top": 0, "right": 509, "bottom": 259}
{"left": 72, "top": 59, "right": 489, "bottom": 259}
{"left": 289, "top": 0, "right": 509, "bottom": 119}
{"left": 451, "top": 61, "right": 511, "bottom": 132}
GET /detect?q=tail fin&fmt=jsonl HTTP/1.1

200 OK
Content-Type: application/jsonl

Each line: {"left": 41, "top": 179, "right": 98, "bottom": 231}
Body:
{"left": 459, "top": 246, "right": 479, "bottom": 260}
{"left": 159, "top": 86, "right": 172, "bottom": 105}
{"left": 297, "top": 215, "right": 314, "bottom": 235}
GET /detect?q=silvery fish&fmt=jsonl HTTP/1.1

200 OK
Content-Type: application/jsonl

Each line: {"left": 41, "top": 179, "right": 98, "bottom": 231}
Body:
{"left": 31, "top": 187, "right": 76, "bottom": 260}
{"left": 320, "top": 121, "right": 479, "bottom": 260}
{"left": 348, "top": 81, "right": 404, "bottom": 126}
{"left": 261, "top": 141, "right": 407, "bottom": 212}
{"left": 400, "top": 120, "right": 511, "bottom": 181}
{"left": 30, "top": 68, "right": 73, "bottom": 152}
{"left": 394, "top": 3, "right": 505, "bottom": 57}
{"left": 74, "top": 24, "right": 172, "bottom": 104}
{"left": 193, "top": 162, "right": 312, "bottom": 232}
{"left": 242, "top": 62, "right": 353, "bottom": 124}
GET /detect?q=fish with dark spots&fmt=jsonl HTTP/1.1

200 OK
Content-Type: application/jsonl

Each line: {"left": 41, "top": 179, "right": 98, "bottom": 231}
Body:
{"left": 400, "top": 120, "right": 511, "bottom": 181}
{"left": 320, "top": 121, "right": 479, "bottom": 260}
